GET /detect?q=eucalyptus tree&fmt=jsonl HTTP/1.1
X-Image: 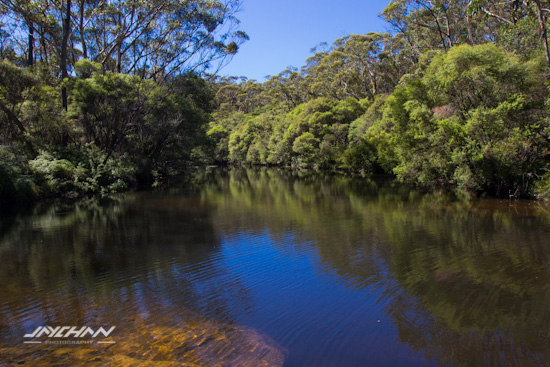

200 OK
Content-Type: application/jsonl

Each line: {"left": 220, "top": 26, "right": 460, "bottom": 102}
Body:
{"left": 468, "top": 0, "right": 550, "bottom": 73}
{"left": 0, "top": 0, "right": 59, "bottom": 67}
{"left": 264, "top": 68, "right": 307, "bottom": 111}
{"left": 80, "top": 0, "right": 248, "bottom": 78}
{"left": 0, "top": 0, "right": 247, "bottom": 78}
{"left": 215, "top": 76, "right": 266, "bottom": 114}
{"left": 302, "top": 33, "right": 409, "bottom": 101}
{"left": 0, "top": 0, "right": 247, "bottom": 114}
{"left": 381, "top": 0, "right": 480, "bottom": 57}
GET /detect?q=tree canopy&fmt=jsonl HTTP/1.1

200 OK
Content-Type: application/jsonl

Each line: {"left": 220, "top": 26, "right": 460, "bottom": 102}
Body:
{"left": 0, "top": 0, "right": 246, "bottom": 206}
{"left": 206, "top": 0, "right": 550, "bottom": 198}
{"left": 2, "top": 0, "right": 550, "bottom": 204}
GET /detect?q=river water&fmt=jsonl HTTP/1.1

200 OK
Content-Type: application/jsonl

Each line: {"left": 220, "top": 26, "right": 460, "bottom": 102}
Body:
{"left": 1, "top": 168, "right": 550, "bottom": 366}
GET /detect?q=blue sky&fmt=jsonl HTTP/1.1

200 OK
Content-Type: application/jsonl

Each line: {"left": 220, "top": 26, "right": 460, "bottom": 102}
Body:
{"left": 219, "top": 0, "right": 390, "bottom": 81}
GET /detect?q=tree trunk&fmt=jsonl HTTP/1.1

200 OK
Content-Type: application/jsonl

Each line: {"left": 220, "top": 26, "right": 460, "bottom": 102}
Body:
{"left": 40, "top": 27, "right": 48, "bottom": 65}
{"left": 466, "top": 12, "right": 475, "bottom": 46}
{"left": 0, "top": 100, "right": 37, "bottom": 157}
{"left": 116, "top": 11, "right": 122, "bottom": 73}
{"left": 533, "top": 0, "right": 550, "bottom": 75}
{"left": 79, "top": 0, "right": 87, "bottom": 59}
{"left": 28, "top": 22, "right": 34, "bottom": 66}
{"left": 0, "top": 100, "right": 26, "bottom": 133}
{"left": 61, "top": 0, "right": 72, "bottom": 110}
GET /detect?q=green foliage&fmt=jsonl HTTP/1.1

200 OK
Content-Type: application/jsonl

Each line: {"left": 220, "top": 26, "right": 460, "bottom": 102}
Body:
{"left": 292, "top": 132, "right": 320, "bottom": 167}
{"left": 423, "top": 44, "right": 536, "bottom": 111}
{"left": 21, "top": 85, "right": 71, "bottom": 147}
{"left": 207, "top": 112, "right": 243, "bottom": 163}
{"left": 228, "top": 119, "right": 256, "bottom": 163}
{"left": 0, "top": 61, "right": 39, "bottom": 145}
{"left": 0, "top": 165, "right": 17, "bottom": 208}
{"left": 342, "top": 143, "right": 377, "bottom": 171}
{"left": 29, "top": 147, "right": 136, "bottom": 197}
{"left": 143, "top": 72, "right": 215, "bottom": 174}
{"left": 69, "top": 70, "right": 214, "bottom": 179}
{"left": 69, "top": 72, "right": 154, "bottom": 151}
{"left": 210, "top": 42, "right": 549, "bottom": 199}
{"left": 29, "top": 153, "right": 78, "bottom": 195}
{"left": 0, "top": 61, "right": 37, "bottom": 106}
{"left": 74, "top": 59, "right": 103, "bottom": 79}
{"left": 211, "top": 97, "right": 366, "bottom": 168}
{"left": 0, "top": 0, "right": 244, "bottom": 207}
{"left": 535, "top": 172, "right": 550, "bottom": 200}
{"left": 363, "top": 44, "right": 548, "bottom": 196}
{"left": 69, "top": 145, "right": 136, "bottom": 195}
{"left": 494, "top": 17, "right": 542, "bottom": 59}
{"left": 348, "top": 95, "right": 385, "bottom": 145}
{"left": 206, "top": 0, "right": 550, "bottom": 194}
{"left": 1, "top": 0, "right": 550, "bottom": 203}
{"left": 0, "top": 58, "right": 216, "bottom": 207}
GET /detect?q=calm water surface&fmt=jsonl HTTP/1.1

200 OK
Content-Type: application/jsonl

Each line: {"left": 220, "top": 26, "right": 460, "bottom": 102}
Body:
{"left": 1, "top": 168, "right": 550, "bottom": 366}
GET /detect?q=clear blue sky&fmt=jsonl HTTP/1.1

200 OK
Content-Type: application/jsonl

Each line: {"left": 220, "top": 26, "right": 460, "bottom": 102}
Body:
{"left": 219, "top": 0, "right": 390, "bottom": 81}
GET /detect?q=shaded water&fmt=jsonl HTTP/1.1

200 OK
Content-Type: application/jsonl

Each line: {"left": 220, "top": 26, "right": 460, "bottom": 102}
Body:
{"left": 1, "top": 168, "right": 550, "bottom": 366}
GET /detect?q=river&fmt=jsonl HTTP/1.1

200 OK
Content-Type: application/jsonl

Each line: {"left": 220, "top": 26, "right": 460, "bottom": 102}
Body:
{"left": 1, "top": 168, "right": 549, "bottom": 366}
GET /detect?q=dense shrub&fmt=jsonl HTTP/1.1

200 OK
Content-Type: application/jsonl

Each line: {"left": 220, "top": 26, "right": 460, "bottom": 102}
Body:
{"left": 0, "top": 165, "right": 17, "bottom": 208}
{"left": 360, "top": 44, "right": 549, "bottom": 196}
{"left": 211, "top": 97, "right": 366, "bottom": 168}
{"left": 208, "top": 44, "right": 550, "bottom": 198}
{"left": 29, "top": 147, "right": 137, "bottom": 197}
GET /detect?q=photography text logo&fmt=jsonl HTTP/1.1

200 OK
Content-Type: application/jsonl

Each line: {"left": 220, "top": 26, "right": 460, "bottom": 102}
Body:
{"left": 23, "top": 326, "right": 116, "bottom": 345}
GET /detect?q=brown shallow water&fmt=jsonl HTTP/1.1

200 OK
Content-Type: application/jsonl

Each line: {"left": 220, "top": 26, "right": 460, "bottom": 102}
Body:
{"left": 1, "top": 300, "right": 284, "bottom": 366}
{"left": 1, "top": 168, "right": 550, "bottom": 366}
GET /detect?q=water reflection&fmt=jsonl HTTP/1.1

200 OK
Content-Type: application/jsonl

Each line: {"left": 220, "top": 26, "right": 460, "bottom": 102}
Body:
{"left": 1, "top": 168, "right": 550, "bottom": 366}
{"left": 0, "top": 194, "right": 285, "bottom": 366}
{"left": 201, "top": 168, "right": 550, "bottom": 366}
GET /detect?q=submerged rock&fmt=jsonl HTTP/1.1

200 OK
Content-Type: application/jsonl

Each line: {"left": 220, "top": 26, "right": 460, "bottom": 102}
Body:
{"left": 0, "top": 311, "right": 286, "bottom": 366}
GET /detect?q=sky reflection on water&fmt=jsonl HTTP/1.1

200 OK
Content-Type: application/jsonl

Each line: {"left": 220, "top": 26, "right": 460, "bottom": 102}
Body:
{"left": 1, "top": 168, "right": 550, "bottom": 366}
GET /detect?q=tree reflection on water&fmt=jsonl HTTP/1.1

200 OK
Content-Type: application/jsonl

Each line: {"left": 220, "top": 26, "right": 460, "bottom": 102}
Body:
{"left": 1, "top": 168, "right": 549, "bottom": 366}
{"left": 204, "top": 168, "right": 550, "bottom": 367}
{"left": 0, "top": 194, "right": 285, "bottom": 366}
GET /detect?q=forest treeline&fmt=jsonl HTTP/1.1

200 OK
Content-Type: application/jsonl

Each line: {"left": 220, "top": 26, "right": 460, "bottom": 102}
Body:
{"left": 0, "top": 0, "right": 246, "bottom": 208}
{"left": 209, "top": 0, "right": 550, "bottom": 199}
{"left": 1, "top": 0, "right": 550, "bottom": 208}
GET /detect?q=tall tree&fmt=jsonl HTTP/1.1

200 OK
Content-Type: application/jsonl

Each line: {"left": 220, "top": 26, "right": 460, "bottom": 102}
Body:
{"left": 0, "top": 0, "right": 247, "bottom": 79}
{"left": 302, "top": 33, "right": 408, "bottom": 101}
{"left": 61, "top": 0, "right": 71, "bottom": 109}
{"left": 468, "top": 0, "right": 550, "bottom": 73}
{"left": 382, "top": 0, "right": 485, "bottom": 58}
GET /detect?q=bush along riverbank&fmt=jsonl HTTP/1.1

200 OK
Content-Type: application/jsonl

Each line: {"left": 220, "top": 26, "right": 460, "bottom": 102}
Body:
{"left": 0, "top": 59, "right": 217, "bottom": 210}
{"left": 207, "top": 44, "right": 550, "bottom": 199}
{"left": 0, "top": 0, "right": 246, "bottom": 211}
{"left": 2, "top": 45, "right": 550, "bottom": 210}
{"left": 3, "top": 1, "right": 550, "bottom": 206}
